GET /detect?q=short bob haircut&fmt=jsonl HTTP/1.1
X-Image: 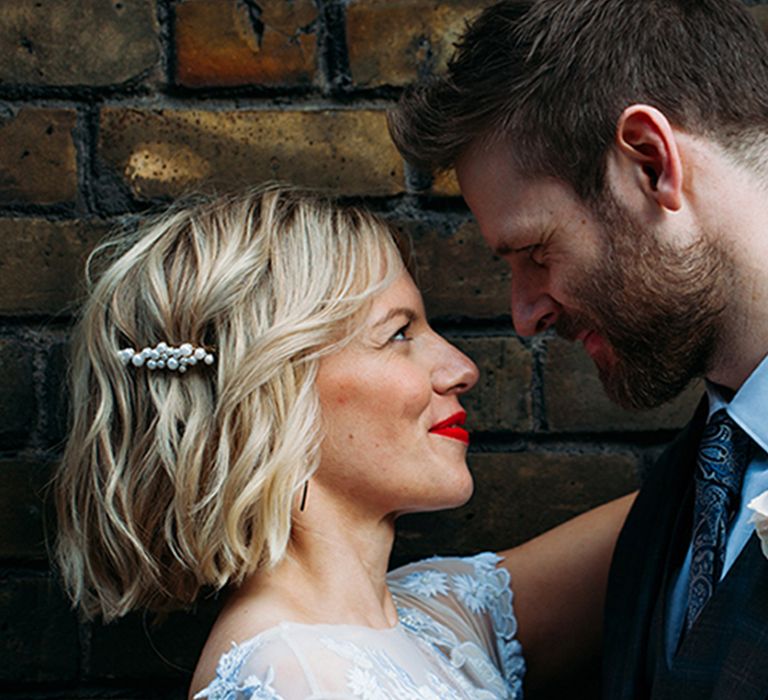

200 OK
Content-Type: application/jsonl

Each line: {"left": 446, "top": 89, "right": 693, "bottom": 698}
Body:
{"left": 54, "top": 186, "right": 404, "bottom": 621}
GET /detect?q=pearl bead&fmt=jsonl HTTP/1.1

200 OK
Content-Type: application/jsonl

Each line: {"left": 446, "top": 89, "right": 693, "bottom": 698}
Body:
{"left": 120, "top": 342, "right": 214, "bottom": 374}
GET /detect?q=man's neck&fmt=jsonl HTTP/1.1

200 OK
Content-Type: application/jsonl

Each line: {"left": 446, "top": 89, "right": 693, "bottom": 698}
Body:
{"left": 695, "top": 148, "right": 768, "bottom": 390}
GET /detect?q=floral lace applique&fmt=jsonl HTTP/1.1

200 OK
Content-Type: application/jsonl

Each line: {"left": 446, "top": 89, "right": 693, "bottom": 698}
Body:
{"left": 194, "top": 638, "right": 283, "bottom": 700}
{"left": 398, "top": 606, "right": 512, "bottom": 699}
{"left": 464, "top": 553, "right": 525, "bottom": 695}
{"left": 395, "top": 553, "right": 524, "bottom": 698}
{"left": 398, "top": 606, "right": 460, "bottom": 648}
{"left": 398, "top": 569, "right": 450, "bottom": 598}
{"left": 321, "top": 633, "right": 472, "bottom": 700}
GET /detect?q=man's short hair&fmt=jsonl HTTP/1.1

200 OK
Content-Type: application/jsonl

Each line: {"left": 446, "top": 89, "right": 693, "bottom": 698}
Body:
{"left": 389, "top": 0, "right": 768, "bottom": 200}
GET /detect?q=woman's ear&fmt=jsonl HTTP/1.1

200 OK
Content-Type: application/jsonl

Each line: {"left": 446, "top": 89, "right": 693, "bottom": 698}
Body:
{"left": 613, "top": 104, "right": 683, "bottom": 212}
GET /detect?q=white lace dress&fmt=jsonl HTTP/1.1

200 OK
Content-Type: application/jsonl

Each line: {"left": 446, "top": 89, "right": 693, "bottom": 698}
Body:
{"left": 195, "top": 552, "right": 525, "bottom": 699}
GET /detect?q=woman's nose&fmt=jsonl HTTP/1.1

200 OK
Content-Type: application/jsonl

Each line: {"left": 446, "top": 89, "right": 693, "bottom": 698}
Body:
{"left": 432, "top": 336, "right": 479, "bottom": 395}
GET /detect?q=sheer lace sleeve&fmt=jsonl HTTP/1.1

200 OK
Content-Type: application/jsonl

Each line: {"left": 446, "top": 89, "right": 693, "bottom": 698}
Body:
{"left": 388, "top": 552, "right": 525, "bottom": 697}
{"left": 194, "top": 631, "right": 313, "bottom": 700}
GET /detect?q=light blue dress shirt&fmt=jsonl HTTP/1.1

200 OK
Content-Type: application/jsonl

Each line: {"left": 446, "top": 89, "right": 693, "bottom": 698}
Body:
{"left": 665, "top": 352, "right": 768, "bottom": 660}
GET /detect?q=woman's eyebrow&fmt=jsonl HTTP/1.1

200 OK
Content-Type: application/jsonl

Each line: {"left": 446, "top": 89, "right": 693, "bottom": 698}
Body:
{"left": 372, "top": 307, "right": 417, "bottom": 328}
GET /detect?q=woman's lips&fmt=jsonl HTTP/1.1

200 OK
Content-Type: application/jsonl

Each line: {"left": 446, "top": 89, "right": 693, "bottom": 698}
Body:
{"left": 429, "top": 411, "right": 469, "bottom": 445}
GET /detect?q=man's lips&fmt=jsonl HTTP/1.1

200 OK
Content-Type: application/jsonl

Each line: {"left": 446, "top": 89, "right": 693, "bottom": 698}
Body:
{"left": 429, "top": 411, "right": 469, "bottom": 445}
{"left": 576, "top": 329, "right": 605, "bottom": 359}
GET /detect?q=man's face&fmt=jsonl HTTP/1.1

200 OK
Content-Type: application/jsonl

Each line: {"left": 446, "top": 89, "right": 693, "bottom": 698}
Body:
{"left": 456, "top": 143, "right": 729, "bottom": 409}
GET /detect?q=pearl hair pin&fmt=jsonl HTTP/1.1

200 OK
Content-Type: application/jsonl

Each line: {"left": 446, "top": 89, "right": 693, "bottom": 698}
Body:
{"left": 117, "top": 342, "right": 215, "bottom": 373}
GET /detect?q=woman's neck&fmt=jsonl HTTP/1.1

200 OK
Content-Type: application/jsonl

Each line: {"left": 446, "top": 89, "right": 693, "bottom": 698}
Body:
{"left": 234, "top": 502, "right": 400, "bottom": 631}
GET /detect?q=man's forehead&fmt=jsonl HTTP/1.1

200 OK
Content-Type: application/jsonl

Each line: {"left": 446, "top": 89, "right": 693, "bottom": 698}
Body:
{"left": 458, "top": 166, "right": 583, "bottom": 236}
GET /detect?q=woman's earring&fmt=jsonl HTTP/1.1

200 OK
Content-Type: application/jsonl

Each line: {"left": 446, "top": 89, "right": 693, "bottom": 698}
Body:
{"left": 299, "top": 480, "right": 309, "bottom": 512}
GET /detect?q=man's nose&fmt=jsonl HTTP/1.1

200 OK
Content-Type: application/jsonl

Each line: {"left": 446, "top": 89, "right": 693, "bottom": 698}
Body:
{"left": 509, "top": 277, "right": 561, "bottom": 337}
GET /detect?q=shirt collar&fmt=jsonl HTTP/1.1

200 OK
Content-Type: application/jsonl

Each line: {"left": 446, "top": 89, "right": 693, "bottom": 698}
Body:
{"left": 705, "top": 352, "right": 768, "bottom": 455}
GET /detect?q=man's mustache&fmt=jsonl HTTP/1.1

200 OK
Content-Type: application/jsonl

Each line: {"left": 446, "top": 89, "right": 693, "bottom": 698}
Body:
{"left": 554, "top": 309, "right": 599, "bottom": 343}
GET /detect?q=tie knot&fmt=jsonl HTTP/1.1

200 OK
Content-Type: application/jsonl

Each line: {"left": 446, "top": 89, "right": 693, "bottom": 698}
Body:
{"left": 698, "top": 409, "right": 750, "bottom": 497}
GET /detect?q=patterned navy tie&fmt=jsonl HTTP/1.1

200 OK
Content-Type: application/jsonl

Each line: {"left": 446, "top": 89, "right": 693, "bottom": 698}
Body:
{"left": 686, "top": 409, "right": 751, "bottom": 630}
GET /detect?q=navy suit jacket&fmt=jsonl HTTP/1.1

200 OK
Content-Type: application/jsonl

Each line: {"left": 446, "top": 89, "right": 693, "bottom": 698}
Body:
{"left": 603, "top": 399, "right": 768, "bottom": 699}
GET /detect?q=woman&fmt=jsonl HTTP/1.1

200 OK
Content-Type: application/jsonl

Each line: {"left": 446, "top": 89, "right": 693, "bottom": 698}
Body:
{"left": 54, "top": 187, "right": 633, "bottom": 699}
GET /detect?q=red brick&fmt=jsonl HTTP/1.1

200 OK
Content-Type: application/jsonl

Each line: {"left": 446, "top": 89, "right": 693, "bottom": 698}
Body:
{"left": 543, "top": 337, "right": 704, "bottom": 432}
{"left": 451, "top": 336, "right": 533, "bottom": 432}
{"left": 0, "top": 575, "right": 79, "bottom": 682}
{"left": 99, "top": 108, "right": 404, "bottom": 198}
{"left": 396, "top": 219, "right": 511, "bottom": 319}
{"left": 0, "top": 341, "right": 37, "bottom": 450}
{"left": 0, "top": 0, "right": 159, "bottom": 86}
{"left": 431, "top": 168, "right": 462, "bottom": 197}
{"left": 393, "top": 450, "right": 639, "bottom": 564}
{"left": 0, "top": 108, "right": 77, "bottom": 205}
{"left": 0, "top": 218, "right": 109, "bottom": 315}
{"left": 0, "top": 460, "right": 51, "bottom": 560}
{"left": 175, "top": 0, "right": 317, "bottom": 87}
{"left": 347, "top": 0, "right": 492, "bottom": 87}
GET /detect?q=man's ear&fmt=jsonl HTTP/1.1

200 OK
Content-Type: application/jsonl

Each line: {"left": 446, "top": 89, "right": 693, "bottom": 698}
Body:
{"left": 613, "top": 104, "right": 683, "bottom": 212}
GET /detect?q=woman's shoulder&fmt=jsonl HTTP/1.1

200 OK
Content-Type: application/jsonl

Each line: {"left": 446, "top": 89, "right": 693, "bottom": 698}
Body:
{"left": 192, "top": 619, "right": 420, "bottom": 700}
{"left": 192, "top": 623, "right": 313, "bottom": 700}
{"left": 387, "top": 551, "right": 525, "bottom": 697}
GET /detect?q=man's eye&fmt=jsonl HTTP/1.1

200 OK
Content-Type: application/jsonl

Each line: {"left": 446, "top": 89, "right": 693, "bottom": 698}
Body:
{"left": 521, "top": 243, "right": 545, "bottom": 266}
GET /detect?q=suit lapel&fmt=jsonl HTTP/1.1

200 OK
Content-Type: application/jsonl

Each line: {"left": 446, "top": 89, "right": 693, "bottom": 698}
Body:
{"left": 603, "top": 400, "right": 707, "bottom": 699}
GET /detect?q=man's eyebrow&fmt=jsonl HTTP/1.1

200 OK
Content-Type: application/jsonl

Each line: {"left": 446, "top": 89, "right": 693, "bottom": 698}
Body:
{"left": 494, "top": 242, "right": 515, "bottom": 256}
{"left": 372, "top": 307, "right": 417, "bottom": 328}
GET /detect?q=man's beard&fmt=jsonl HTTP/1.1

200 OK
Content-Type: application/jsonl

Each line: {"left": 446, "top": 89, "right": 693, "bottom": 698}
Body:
{"left": 556, "top": 194, "right": 731, "bottom": 410}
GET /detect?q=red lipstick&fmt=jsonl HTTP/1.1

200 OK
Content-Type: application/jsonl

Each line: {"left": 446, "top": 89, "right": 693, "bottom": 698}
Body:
{"left": 429, "top": 411, "right": 469, "bottom": 445}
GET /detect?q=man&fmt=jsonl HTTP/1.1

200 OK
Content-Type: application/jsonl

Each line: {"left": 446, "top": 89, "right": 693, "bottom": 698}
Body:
{"left": 389, "top": 0, "right": 768, "bottom": 698}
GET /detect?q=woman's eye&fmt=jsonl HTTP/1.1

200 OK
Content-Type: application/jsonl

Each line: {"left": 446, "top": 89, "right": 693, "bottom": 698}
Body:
{"left": 390, "top": 323, "right": 412, "bottom": 342}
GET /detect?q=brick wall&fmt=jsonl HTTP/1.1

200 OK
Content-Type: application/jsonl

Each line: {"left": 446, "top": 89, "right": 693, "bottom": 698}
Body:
{"left": 2, "top": 1, "right": 766, "bottom": 697}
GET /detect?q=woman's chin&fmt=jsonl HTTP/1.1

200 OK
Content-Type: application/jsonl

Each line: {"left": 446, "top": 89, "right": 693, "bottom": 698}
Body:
{"left": 398, "top": 471, "right": 474, "bottom": 515}
{"left": 453, "top": 472, "right": 475, "bottom": 507}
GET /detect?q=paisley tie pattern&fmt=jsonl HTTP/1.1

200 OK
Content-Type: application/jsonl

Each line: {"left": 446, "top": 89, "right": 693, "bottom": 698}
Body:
{"left": 686, "top": 409, "right": 751, "bottom": 631}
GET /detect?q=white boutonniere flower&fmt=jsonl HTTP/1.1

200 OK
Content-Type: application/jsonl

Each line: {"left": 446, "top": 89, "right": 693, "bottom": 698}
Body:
{"left": 748, "top": 489, "right": 768, "bottom": 559}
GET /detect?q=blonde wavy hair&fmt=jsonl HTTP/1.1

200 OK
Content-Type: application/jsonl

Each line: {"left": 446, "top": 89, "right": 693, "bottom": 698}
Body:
{"left": 54, "top": 186, "right": 404, "bottom": 621}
